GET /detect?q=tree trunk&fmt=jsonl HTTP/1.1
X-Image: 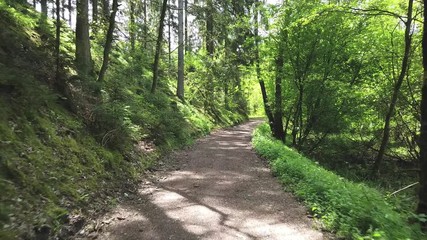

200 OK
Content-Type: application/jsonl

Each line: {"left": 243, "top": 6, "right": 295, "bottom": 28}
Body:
{"left": 97, "top": 0, "right": 118, "bottom": 82}
{"left": 372, "top": 0, "right": 413, "bottom": 177}
{"left": 102, "top": 0, "right": 109, "bottom": 21}
{"left": 143, "top": 0, "right": 147, "bottom": 49}
{"left": 273, "top": 43, "right": 285, "bottom": 142}
{"left": 185, "top": 0, "right": 189, "bottom": 52}
{"left": 75, "top": 0, "right": 93, "bottom": 76}
{"left": 151, "top": 0, "right": 168, "bottom": 93}
{"left": 254, "top": 0, "right": 275, "bottom": 132}
{"left": 55, "top": 0, "right": 61, "bottom": 81}
{"left": 206, "top": 0, "right": 214, "bottom": 56}
{"left": 168, "top": 1, "right": 171, "bottom": 66}
{"left": 92, "top": 0, "right": 98, "bottom": 22}
{"left": 177, "top": 0, "right": 185, "bottom": 100}
{"left": 68, "top": 0, "right": 72, "bottom": 26}
{"left": 41, "top": 0, "right": 48, "bottom": 16}
{"left": 129, "top": 0, "right": 135, "bottom": 51}
{"left": 417, "top": 0, "right": 427, "bottom": 229}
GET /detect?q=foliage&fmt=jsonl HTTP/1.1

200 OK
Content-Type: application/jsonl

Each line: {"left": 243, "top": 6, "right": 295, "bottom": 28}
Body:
{"left": 252, "top": 123, "right": 424, "bottom": 239}
{"left": 0, "top": 1, "right": 246, "bottom": 238}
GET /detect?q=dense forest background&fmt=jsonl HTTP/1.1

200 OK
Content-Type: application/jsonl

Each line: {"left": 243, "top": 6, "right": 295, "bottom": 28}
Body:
{"left": 1, "top": 0, "right": 427, "bottom": 239}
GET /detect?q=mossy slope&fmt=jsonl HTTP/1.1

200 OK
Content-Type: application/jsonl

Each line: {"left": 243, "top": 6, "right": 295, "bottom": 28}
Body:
{"left": 0, "top": 1, "right": 240, "bottom": 239}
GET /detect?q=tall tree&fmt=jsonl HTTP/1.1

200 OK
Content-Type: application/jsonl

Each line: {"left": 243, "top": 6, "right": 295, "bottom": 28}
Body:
{"left": 372, "top": 0, "right": 414, "bottom": 176}
{"left": 97, "top": 0, "right": 118, "bottom": 82}
{"left": 92, "top": 0, "right": 98, "bottom": 22}
{"left": 206, "top": 0, "right": 214, "bottom": 56}
{"left": 55, "top": 0, "right": 61, "bottom": 80}
{"left": 417, "top": 0, "right": 427, "bottom": 227}
{"left": 41, "top": 0, "right": 48, "bottom": 16}
{"left": 75, "top": 0, "right": 93, "bottom": 76}
{"left": 254, "top": 0, "right": 275, "bottom": 133}
{"left": 273, "top": 37, "right": 286, "bottom": 142}
{"left": 177, "top": 0, "right": 184, "bottom": 100}
{"left": 151, "top": 0, "right": 169, "bottom": 93}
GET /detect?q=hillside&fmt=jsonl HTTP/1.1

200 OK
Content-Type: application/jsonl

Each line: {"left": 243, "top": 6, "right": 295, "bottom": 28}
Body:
{"left": 0, "top": 2, "right": 246, "bottom": 239}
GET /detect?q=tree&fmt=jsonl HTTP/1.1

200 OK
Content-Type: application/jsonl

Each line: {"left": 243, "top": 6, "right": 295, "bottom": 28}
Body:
{"left": 177, "top": 0, "right": 184, "bottom": 100}
{"left": 41, "top": 0, "right": 48, "bottom": 16}
{"left": 151, "top": 0, "right": 168, "bottom": 93}
{"left": 92, "top": 0, "right": 99, "bottom": 22}
{"left": 75, "top": 0, "right": 93, "bottom": 77}
{"left": 55, "top": 0, "right": 61, "bottom": 80}
{"left": 254, "top": 0, "right": 275, "bottom": 133}
{"left": 97, "top": 0, "right": 119, "bottom": 82}
{"left": 372, "top": 0, "right": 414, "bottom": 176}
{"left": 417, "top": 0, "right": 427, "bottom": 228}
{"left": 272, "top": 34, "right": 286, "bottom": 142}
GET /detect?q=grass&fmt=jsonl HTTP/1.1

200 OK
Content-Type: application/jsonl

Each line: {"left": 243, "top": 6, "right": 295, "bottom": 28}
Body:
{"left": 252, "top": 123, "right": 425, "bottom": 240}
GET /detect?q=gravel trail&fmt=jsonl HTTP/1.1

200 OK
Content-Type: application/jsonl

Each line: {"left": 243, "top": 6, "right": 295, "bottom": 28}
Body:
{"left": 84, "top": 120, "right": 327, "bottom": 240}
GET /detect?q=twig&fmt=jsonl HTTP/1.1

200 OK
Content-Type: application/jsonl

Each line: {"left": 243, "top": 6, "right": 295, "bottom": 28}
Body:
{"left": 389, "top": 182, "right": 419, "bottom": 196}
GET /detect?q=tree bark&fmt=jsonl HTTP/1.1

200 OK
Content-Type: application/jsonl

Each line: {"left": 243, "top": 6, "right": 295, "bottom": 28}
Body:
{"left": 417, "top": 0, "right": 427, "bottom": 229}
{"left": 75, "top": 0, "right": 93, "bottom": 76}
{"left": 92, "top": 0, "right": 98, "bottom": 22}
{"left": 129, "top": 0, "right": 135, "bottom": 51}
{"left": 206, "top": 0, "right": 214, "bottom": 56}
{"left": 55, "top": 0, "right": 61, "bottom": 81}
{"left": 177, "top": 0, "right": 185, "bottom": 100}
{"left": 151, "top": 0, "right": 168, "bottom": 93}
{"left": 273, "top": 42, "right": 286, "bottom": 142}
{"left": 372, "top": 0, "right": 413, "bottom": 177}
{"left": 68, "top": 0, "right": 72, "bottom": 26}
{"left": 97, "top": 0, "right": 118, "bottom": 82}
{"left": 41, "top": 0, "right": 48, "bottom": 16}
{"left": 254, "top": 0, "right": 275, "bottom": 132}
{"left": 102, "top": 0, "right": 109, "bottom": 21}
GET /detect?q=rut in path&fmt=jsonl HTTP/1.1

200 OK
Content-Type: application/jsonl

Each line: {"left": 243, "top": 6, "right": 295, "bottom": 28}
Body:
{"left": 88, "top": 120, "right": 327, "bottom": 240}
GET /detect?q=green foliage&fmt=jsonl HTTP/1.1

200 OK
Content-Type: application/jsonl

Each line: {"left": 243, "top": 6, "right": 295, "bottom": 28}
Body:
{"left": 252, "top": 124, "right": 424, "bottom": 239}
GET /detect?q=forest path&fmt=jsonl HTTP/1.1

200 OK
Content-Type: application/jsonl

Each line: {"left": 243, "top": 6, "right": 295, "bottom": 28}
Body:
{"left": 82, "top": 120, "right": 327, "bottom": 240}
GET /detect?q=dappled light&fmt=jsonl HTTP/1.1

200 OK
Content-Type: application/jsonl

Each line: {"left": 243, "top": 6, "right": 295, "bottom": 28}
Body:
{"left": 94, "top": 121, "right": 324, "bottom": 240}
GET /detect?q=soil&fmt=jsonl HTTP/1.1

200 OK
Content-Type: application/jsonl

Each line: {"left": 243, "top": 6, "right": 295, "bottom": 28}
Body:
{"left": 75, "top": 120, "right": 330, "bottom": 240}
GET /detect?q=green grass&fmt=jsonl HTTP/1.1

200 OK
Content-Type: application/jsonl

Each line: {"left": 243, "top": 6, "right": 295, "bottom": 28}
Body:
{"left": 252, "top": 123, "right": 425, "bottom": 240}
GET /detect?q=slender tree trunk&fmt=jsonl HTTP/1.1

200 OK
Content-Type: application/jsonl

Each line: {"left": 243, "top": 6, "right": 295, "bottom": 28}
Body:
{"left": 417, "top": 0, "right": 427, "bottom": 229}
{"left": 185, "top": 0, "right": 189, "bottom": 52}
{"left": 61, "top": 0, "right": 65, "bottom": 20}
{"left": 68, "top": 0, "right": 72, "bottom": 26}
{"left": 55, "top": 0, "right": 61, "bottom": 80}
{"left": 129, "top": 0, "right": 135, "bottom": 51}
{"left": 92, "top": 0, "right": 98, "bottom": 22}
{"left": 143, "top": 0, "right": 147, "bottom": 49}
{"left": 177, "top": 0, "right": 184, "bottom": 100}
{"left": 372, "top": 0, "right": 413, "bottom": 176}
{"left": 151, "top": 0, "right": 168, "bottom": 93}
{"left": 168, "top": 1, "right": 171, "bottom": 66}
{"left": 273, "top": 43, "right": 286, "bottom": 142}
{"left": 206, "top": 0, "right": 214, "bottom": 56}
{"left": 75, "top": 0, "right": 93, "bottom": 76}
{"left": 254, "top": 0, "right": 274, "bottom": 132}
{"left": 41, "top": 0, "right": 48, "bottom": 16}
{"left": 102, "top": 0, "right": 109, "bottom": 21}
{"left": 97, "top": 0, "right": 118, "bottom": 82}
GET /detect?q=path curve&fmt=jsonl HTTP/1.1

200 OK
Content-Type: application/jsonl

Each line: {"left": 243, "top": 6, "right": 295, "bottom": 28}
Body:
{"left": 89, "top": 120, "right": 327, "bottom": 240}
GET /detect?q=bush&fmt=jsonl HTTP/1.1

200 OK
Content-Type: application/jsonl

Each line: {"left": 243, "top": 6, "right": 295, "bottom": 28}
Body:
{"left": 252, "top": 124, "right": 423, "bottom": 239}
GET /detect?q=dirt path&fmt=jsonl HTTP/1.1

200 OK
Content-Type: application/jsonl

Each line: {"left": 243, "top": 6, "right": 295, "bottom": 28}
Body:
{"left": 81, "top": 120, "right": 327, "bottom": 240}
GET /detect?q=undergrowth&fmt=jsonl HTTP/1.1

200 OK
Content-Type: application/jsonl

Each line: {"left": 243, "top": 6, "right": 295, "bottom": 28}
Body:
{"left": 252, "top": 123, "right": 425, "bottom": 240}
{"left": 0, "top": 1, "right": 244, "bottom": 239}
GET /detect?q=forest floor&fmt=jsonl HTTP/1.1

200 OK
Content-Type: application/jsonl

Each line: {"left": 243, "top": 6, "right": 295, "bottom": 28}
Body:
{"left": 75, "top": 120, "right": 330, "bottom": 240}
